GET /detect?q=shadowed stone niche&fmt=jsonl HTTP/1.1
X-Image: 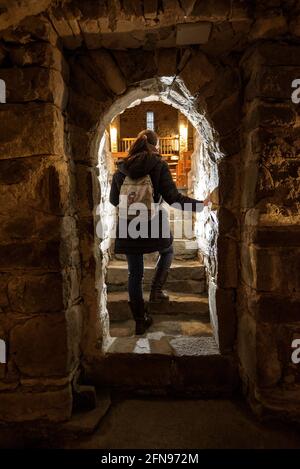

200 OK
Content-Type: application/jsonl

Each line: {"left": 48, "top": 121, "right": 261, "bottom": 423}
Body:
{"left": 0, "top": 0, "right": 299, "bottom": 427}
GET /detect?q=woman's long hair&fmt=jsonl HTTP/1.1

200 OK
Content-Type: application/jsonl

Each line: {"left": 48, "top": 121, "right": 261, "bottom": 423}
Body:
{"left": 127, "top": 129, "right": 159, "bottom": 158}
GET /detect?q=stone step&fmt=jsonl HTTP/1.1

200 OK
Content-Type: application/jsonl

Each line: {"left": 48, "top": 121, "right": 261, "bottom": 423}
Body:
{"left": 106, "top": 260, "right": 206, "bottom": 293}
{"left": 110, "top": 314, "right": 212, "bottom": 338}
{"left": 88, "top": 337, "right": 239, "bottom": 397}
{"left": 107, "top": 292, "right": 210, "bottom": 322}
{"left": 107, "top": 260, "right": 205, "bottom": 281}
{"left": 108, "top": 278, "right": 206, "bottom": 293}
{"left": 114, "top": 240, "right": 199, "bottom": 262}
{"left": 173, "top": 239, "right": 198, "bottom": 259}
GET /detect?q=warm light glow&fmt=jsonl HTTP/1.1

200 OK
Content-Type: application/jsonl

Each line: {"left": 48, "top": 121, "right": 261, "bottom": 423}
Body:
{"left": 110, "top": 125, "right": 118, "bottom": 153}
{"left": 179, "top": 123, "right": 188, "bottom": 152}
{"left": 174, "top": 136, "right": 179, "bottom": 152}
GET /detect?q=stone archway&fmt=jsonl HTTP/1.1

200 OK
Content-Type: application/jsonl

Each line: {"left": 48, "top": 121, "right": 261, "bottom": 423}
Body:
{"left": 66, "top": 53, "right": 241, "bottom": 372}
{"left": 94, "top": 76, "right": 224, "bottom": 353}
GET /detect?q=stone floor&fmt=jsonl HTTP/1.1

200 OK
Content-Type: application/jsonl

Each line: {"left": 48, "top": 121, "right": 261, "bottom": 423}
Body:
{"left": 107, "top": 315, "right": 216, "bottom": 356}
{"left": 106, "top": 257, "right": 212, "bottom": 356}
{"left": 65, "top": 397, "right": 300, "bottom": 449}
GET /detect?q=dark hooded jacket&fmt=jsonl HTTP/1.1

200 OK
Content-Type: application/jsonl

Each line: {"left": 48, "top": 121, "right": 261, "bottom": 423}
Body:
{"left": 109, "top": 150, "right": 203, "bottom": 254}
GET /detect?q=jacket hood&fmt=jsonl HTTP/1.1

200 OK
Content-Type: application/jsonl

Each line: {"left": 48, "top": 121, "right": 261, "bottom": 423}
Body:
{"left": 117, "top": 151, "right": 161, "bottom": 179}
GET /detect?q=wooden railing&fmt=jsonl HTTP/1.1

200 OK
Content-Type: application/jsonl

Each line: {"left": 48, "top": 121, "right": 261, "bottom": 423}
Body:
{"left": 113, "top": 138, "right": 191, "bottom": 188}
{"left": 159, "top": 137, "right": 179, "bottom": 155}
{"left": 120, "top": 138, "right": 135, "bottom": 152}
{"left": 118, "top": 136, "right": 179, "bottom": 155}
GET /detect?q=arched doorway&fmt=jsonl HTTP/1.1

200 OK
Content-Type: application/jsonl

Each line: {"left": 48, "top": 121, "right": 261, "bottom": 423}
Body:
{"left": 67, "top": 50, "right": 240, "bottom": 391}
{"left": 94, "top": 76, "right": 225, "bottom": 354}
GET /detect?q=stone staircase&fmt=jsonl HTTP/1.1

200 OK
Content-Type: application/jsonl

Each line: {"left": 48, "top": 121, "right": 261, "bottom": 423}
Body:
{"left": 94, "top": 258, "right": 239, "bottom": 397}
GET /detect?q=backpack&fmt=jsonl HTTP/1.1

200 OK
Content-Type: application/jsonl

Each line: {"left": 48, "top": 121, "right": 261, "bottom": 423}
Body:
{"left": 118, "top": 174, "right": 159, "bottom": 221}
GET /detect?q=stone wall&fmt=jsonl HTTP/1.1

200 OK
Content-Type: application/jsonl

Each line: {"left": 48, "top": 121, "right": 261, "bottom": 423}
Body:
{"left": 0, "top": 37, "right": 82, "bottom": 422}
{"left": 239, "top": 42, "right": 300, "bottom": 419}
{"left": 0, "top": 0, "right": 299, "bottom": 425}
{"left": 119, "top": 101, "right": 179, "bottom": 138}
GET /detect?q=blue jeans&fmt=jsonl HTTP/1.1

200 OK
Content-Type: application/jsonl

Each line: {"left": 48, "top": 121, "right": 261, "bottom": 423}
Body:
{"left": 126, "top": 244, "right": 174, "bottom": 303}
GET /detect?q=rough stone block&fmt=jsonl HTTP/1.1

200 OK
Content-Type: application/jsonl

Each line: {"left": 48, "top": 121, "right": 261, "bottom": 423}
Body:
{"left": 245, "top": 66, "right": 300, "bottom": 101}
{"left": 0, "top": 103, "right": 64, "bottom": 159}
{"left": 0, "top": 67, "right": 67, "bottom": 108}
{"left": 144, "top": 0, "right": 158, "bottom": 19}
{"left": 0, "top": 157, "right": 71, "bottom": 228}
{"left": 73, "top": 384, "right": 97, "bottom": 411}
{"left": 256, "top": 323, "right": 282, "bottom": 387}
{"left": 9, "top": 42, "right": 69, "bottom": 80}
{"left": 250, "top": 15, "right": 287, "bottom": 40}
{"left": 61, "top": 391, "right": 111, "bottom": 435}
{"left": 0, "top": 385, "right": 72, "bottom": 422}
{"left": 10, "top": 315, "right": 69, "bottom": 377}
{"left": 0, "top": 156, "right": 40, "bottom": 186}
{"left": 218, "top": 155, "right": 241, "bottom": 208}
{"left": 254, "top": 226, "right": 300, "bottom": 247}
{"left": 72, "top": 0, "right": 107, "bottom": 19}
{"left": 217, "top": 237, "right": 238, "bottom": 288}
{"left": 48, "top": 14, "right": 82, "bottom": 50}
{"left": 205, "top": 67, "right": 240, "bottom": 115}
{"left": 69, "top": 125, "right": 95, "bottom": 163}
{"left": 70, "top": 56, "right": 111, "bottom": 101}
{"left": 255, "top": 294, "right": 300, "bottom": 324}
{"left": 122, "top": 0, "right": 143, "bottom": 16}
{"left": 245, "top": 101, "right": 296, "bottom": 130}
{"left": 0, "top": 241, "right": 61, "bottom": 270}
{"left": 208, "top": 281, "right": 236, "bottom": 353}
{"left": 0, "top": 2, "right": 54, "bottom": 38}
{"left": 176, "top": 22, "right": 211, "bottom": 45}
{"left": 218, "top": 207, "right": 238, "bottom": 235}
{"left": 112, "top": 49, "right": 157, "bottom": 85}
{"left": 0, "top": 215, "right": 37, "bottom": 242}
{"left": 0, "top": 273, "right": 9, "bottom": 313}
{"left": 174, "top": 354, "right": 238, "bottom": 395}
{"left": 237, "top": 309, "right": 257, "bottom": 384}
{"left": 240, "top": 242, "right": 255, "bottom": 289}
{"left": 179, "top": 50, "right": 215, "bottom": 95}
{"left": 211, "top": 92, "right": 241, "bottom": 136}
{"left": 68, "top": 90, "right": 108, "bottom": 131}
{"left": 249, "top": 127, "right": 297, "bottom": 161}
{"left": 290, "top": 15, "right": 300, "bottom": 37}
{"left": 231, "top": 0, "right": 252, "bottom": 20}
{"left": 7, "top": 273, "right": 64, "bottom": 313}
{"left": 6, "top": 14, "right": 58, "bottom": 45}
{"left": 219, "top": 129, "right": 241, "bottom": 157}
{"left": 92, "top": 354, "right": 172, "bottom": 388}
{"left": 242, "top": 43, "right": 300, "bottom": 70}
{"left": 75, "top": 163, "right": 96, "bottom": 217}
{"left": 156, "top": 48, "right": 177, "bottom": 77}
{"left": 88, "top": 50, "right": 127, "bottom": 95}
{"left": 192, "top": 0, "right": 230, "bottom": 19}
{"left": 242, "top": 244, "right": 300, "bottom": 294}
